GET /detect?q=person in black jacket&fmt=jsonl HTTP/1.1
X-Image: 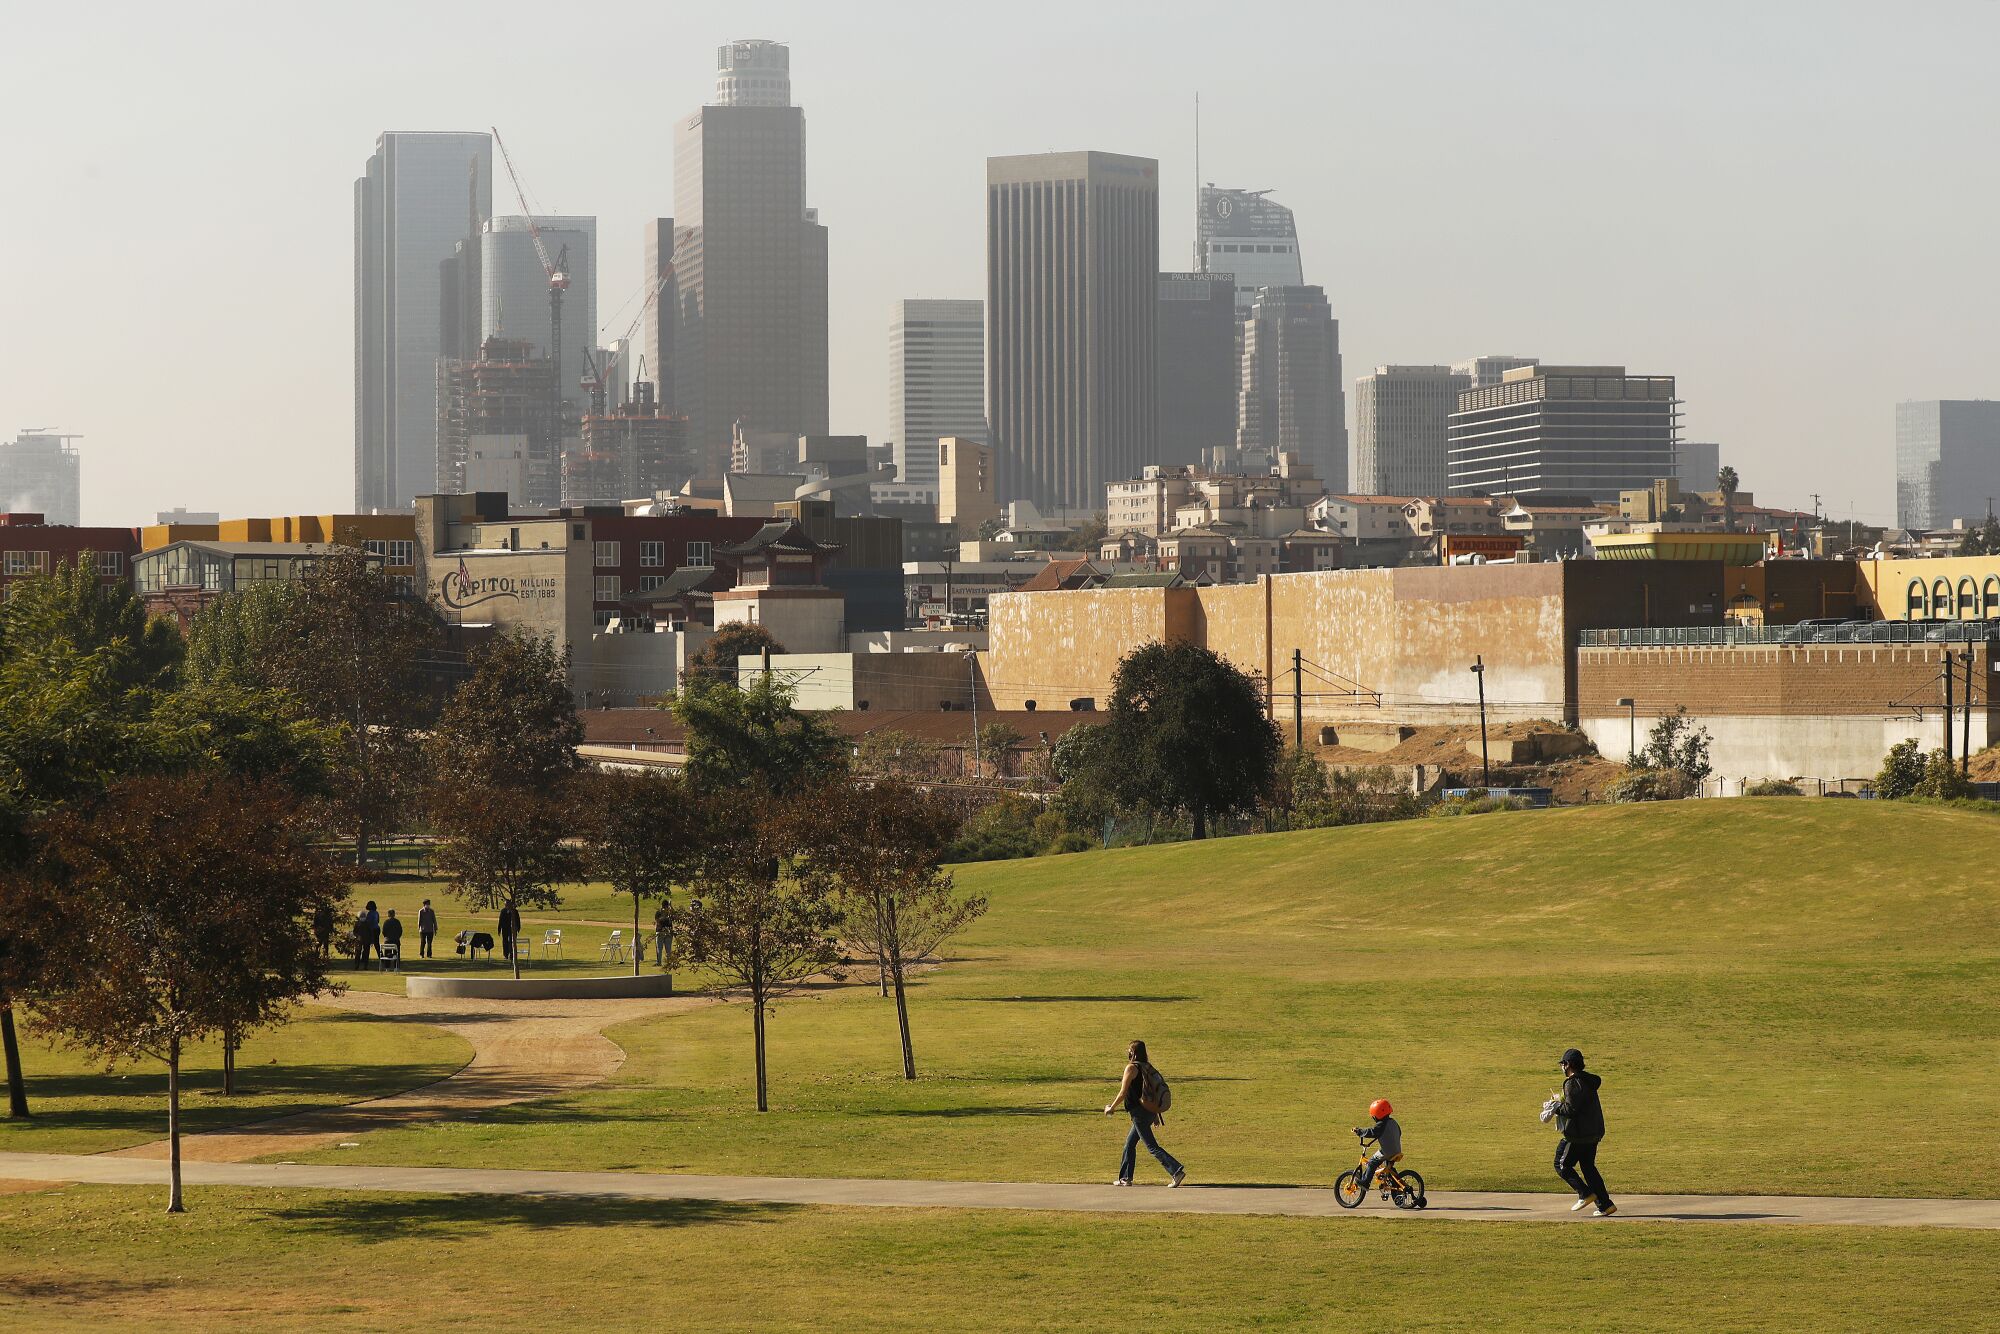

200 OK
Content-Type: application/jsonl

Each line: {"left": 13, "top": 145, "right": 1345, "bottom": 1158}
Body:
{"left": 498, "top": 904, "right": 521, "bottom": 961}
{"left": 1553, "top": 1047, "right": 1615, "bottom": 1216}
{"left": 417, "top": 900, "right": 438, "bottom": 959}
{"left": 380, "top": 909, "right": 404, "bottom": 970}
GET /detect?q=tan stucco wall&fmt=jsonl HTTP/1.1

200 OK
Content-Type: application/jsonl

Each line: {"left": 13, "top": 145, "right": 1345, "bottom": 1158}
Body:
{"left": 983, "top": 566, "right": 1570, "bottom": 724}
{"left": 1855, "top": 555, "right": 2000, "bottom": 620}
{"left": 983, "top": 586, "right": 1198, "bottom": 710}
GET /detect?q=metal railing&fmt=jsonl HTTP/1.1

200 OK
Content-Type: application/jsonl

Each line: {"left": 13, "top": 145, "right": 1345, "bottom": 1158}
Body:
{"left": 1579, "top": 620, "right": 2000, "bottom": 649}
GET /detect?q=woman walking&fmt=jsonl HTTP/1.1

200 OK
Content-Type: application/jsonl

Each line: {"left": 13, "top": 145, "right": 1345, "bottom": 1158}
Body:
{"left": 1103, "top": 1040, "right": 1186, "bottom": 1187}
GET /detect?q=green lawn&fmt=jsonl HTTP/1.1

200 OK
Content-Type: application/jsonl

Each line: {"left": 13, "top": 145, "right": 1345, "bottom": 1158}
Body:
{"left": 0, "top": 1185, "right": 1994, "bottom": 1332}
{"left": 333, "top": 880, "right": 668, "bottom": 993}
{"left": 0, "top": 1006, "right": 471, "bottom": 1154}
{"left": 292, "top": 800, "right": 2000, "bottom": 1197}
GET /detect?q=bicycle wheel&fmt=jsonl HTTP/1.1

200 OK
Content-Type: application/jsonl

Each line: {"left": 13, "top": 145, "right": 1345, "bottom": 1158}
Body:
{"left": 1393, "top": 1170, "right": 1426, "bottom": 1210}
{"left": 1334, "top": 1169, "right": 1366, "bottom": 1209}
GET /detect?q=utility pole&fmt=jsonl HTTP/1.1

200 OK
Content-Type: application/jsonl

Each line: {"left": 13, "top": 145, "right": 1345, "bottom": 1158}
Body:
{"left": 1293, "top": 647, "right": 1304, "bottom": 749}
{"left": 1942, "top": 652, "right": 1955, "bottom": 769}
{"left": 1963, "top": 650, "right": 1977, "bottom": 775}
{"left": 1471, "top": 656, "right": 1491, "bottom": 786}
{"left": 966, "top": 650, "right": 981, "bottom": 780}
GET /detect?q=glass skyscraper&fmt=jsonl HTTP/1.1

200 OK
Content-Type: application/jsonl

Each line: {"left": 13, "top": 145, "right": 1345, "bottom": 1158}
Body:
{"left": 1895, "top": 401, "right": 2000, "bottom": 532}
{"left": 888, "top": 299, "right": 986, "bottom": 498}
{"left": 355, "top": 131, "right": 492, "bottom": 512}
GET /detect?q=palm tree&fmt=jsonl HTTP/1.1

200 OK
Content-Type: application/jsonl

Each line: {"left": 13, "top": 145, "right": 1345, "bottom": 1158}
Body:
{"left": 1716, "top": 466, "right": 1740, "bottom": 533}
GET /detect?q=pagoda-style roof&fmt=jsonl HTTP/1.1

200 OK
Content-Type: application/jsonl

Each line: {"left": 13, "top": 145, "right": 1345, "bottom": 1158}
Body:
{"left": 713, "top": 519, "right": 843, "bottom": 560}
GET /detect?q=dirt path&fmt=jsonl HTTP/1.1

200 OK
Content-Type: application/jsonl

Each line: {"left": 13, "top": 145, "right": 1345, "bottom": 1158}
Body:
{"left": 105, "top": 988, "right": 714, "bottom": 1164}
{"left": 5, "top": 1153, "right": 1996, "bottom": 1229}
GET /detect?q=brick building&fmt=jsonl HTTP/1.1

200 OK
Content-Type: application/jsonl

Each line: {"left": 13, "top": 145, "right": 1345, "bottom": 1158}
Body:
{"left": 0, "top": 514, "right": 140, "bottom": 598}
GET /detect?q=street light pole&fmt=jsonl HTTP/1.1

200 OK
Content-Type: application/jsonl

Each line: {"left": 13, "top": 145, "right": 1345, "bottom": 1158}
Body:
{"left": 966, "top": 650, "right": 981, "bottom": 779}
{"left": 1471, "top": 656, "right": 1491, "bottom": 787}
{"left": 1616, "top": 697, "right": 1637, "bottom": 762}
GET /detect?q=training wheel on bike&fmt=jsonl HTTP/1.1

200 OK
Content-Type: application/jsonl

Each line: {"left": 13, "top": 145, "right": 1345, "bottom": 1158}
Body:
{"left": 1391, "top": 1170, "right": 1426, "bottom": 1210}
{"left": 1334, "top": 1169, "right": 1366, "bottom": 1209}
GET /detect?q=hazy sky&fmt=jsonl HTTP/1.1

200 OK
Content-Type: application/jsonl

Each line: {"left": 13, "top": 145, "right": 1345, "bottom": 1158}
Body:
{"left": 4, "top": 1, "right": 1996, "bottom": 527}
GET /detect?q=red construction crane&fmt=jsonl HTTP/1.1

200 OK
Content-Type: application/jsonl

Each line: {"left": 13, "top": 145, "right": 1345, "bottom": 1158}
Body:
{"left": 491, "top": 127, "right": 570, "bottom": 394}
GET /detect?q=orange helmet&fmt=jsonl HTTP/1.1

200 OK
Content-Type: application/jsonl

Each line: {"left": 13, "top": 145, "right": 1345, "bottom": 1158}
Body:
{"left": 1368, "top": 1098, "right": 1393, "bottom": 1119}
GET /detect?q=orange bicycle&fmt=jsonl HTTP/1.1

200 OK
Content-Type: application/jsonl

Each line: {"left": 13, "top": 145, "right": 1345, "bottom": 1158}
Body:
{"left": 1335, "top": 1147, "right": 1426, "bottom": 1210}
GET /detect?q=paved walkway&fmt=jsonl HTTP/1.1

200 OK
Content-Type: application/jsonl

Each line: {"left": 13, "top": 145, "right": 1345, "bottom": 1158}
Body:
{"left": 108, "top": 987, "right": 712, "bottom": 1164}
{"left": 3, "top": 1152, "right": 1993, "bottom": 1229}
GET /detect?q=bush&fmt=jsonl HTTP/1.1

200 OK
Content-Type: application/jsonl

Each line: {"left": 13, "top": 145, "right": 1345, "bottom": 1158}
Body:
{"left": 945, "top": 794, "right": 1044, "bottom": 862}
{"left": 1873, "top": 739, "right": 1973, "bottom": 801}
{"left": 1744, "top": 779, "right": 1802, "bottom": 796}
{"left": 1606, "top": 768, "right": 1696, "bottom": 802}
{"left": 1041, "top": 831, "right": 1096, "bottom": 855}
{"left": 1428, "top": 792, "right": 1531, "bottom": 817}
{"left": 1637, "top": 707, "right": 1713, "bottom": 787}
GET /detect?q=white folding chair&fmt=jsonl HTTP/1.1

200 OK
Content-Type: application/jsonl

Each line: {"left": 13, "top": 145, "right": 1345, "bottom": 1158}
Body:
{"left": 542, "top": 928, "right": 564, "bottom": 959}
{"left": 600, "top": 929, "right": 625, "bottom": 963}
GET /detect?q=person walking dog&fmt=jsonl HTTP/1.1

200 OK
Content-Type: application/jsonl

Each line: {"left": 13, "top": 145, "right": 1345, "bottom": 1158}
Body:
{"left": 1546, "top": 1047, "right": 1615, "bottom": 1216}
{"left": 1104, "top": 1040, "right": 1186, "bottom": 1187}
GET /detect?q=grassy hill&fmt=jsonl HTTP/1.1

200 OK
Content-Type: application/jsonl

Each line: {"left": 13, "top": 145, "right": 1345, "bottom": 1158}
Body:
{"left": 314, "top": 799, "right": 2000, "bottom": 1197}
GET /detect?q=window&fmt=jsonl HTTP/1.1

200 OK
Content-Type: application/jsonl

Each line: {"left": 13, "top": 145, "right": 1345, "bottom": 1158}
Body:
{"left": 3, "top": 551, "right": 27, "bottom": 576}
{"left": 363, "top": 539, "right": 386, "bottom": 557}
{"left": 640, "top": 575, "right": 667, "bottom": 593}
{"left": 595, "top": 541, "right": 620, "bottom": 567}
{"left": 686, "top": 541, "right": 712, "bottom": 568}
{"left": 96, "top": 551, "right": 123, "bottom": 577}
{"left": 384, "top": 540, "right": 413, "bottom": 565}
{"left": 639, "top": 540, "right": 665, "bottom": 567}
{"left": 595, "top": 575, "right": 620, "bottom": 602}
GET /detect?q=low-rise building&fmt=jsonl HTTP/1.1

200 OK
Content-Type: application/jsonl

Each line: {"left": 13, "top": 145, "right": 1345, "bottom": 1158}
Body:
{"left": 134, "top": 540, "right": 384, "bottom": 625}
{"left": 0, "top": 514, "right": 139, "bottom": 598}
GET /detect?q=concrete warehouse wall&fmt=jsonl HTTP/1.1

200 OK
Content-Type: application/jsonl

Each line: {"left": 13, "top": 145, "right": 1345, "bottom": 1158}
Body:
{"left": 983, "top": 585, "right": 1198, "bottom": 710}
{"left": 1577, "top": 642, "right": 1992, "bottom": 780}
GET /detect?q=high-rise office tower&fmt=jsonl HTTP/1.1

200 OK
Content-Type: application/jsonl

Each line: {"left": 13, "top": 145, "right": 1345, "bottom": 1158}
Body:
{"left": 0, "top": 429, "right": 82, "bottom": 525}
{"left": 355, "top": 131, "right": 493, "bottom": 511}
{"left": 1452, "top": 354, "right": 1540, "bottom": 390}
{"left": 1354, "top": 365, "right": 1469, "bottom": 496}
{"left": 1197, "top": 186, "right": 1305, "bottom": 310}
{"left": 640, "top": 218, "right": 682, "bottom": 410}
{"left": 1896, "top": 401, "right": 2000, "bottom": 531}
{"left": 987, "top": 151, "right": 1159, "bottom": 510}
{"left": 888, "top": 299, "right": 986, "bottom": 498}
{"left": 1156, "top": 272, "right": 1237, "bottom": 468}
{"left": 672, "top": 40, "right": 829, "bottom": 476}
{"left": 1676, "top": 441, "right": 1721, "bottom": 495}
{"left": 481, "top": 215, "right": 598, "bottom": 421}
{"left": 1238, "top": 287, "right": 1347, "bottom": 490}
{"left": 1449, "top": 365, "right": 1679, "bottom": 502}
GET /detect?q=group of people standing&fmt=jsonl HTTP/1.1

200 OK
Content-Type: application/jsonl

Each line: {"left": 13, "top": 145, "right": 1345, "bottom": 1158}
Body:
{"left": 310, "top": 899, "right": 440, "bottom": 969}
{"left": 1108, "top": 1041, "right": 1615, "bottom": 1215}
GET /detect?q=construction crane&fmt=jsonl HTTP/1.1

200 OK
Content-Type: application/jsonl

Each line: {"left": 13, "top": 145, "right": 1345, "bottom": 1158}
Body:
{"left": 491, "top": 126, "right": 570, "bottom": 398}
{"left": 582, "top": 227, "right": 692, "bottom": 416}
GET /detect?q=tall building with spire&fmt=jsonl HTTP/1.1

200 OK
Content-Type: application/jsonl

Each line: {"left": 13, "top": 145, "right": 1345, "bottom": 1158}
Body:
{"left": 987, "top": 151, "right": 1159, "bottom": 510}
{"left": 671, "top": 40, "right": 829, "bottom": 476}
{"left": 355, "top": 131, "right": 492, "bottom": 511}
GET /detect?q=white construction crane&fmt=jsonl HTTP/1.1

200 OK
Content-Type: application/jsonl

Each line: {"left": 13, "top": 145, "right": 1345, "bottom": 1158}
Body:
{"left": 583, "top": 227, "right": 693, "bottom": 415}
{"left": 490, "top": 127, "right": 570, "bottom": 385}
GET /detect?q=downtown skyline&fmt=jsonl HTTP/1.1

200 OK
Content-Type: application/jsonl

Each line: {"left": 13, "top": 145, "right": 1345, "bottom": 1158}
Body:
{"left": 3, "top": 1, "right": 1996, "bottom": 528}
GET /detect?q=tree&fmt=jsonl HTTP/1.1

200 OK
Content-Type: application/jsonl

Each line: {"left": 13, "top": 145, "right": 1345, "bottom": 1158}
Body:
{"left": 1875, "top": 738, "right": 1926, "bottom": 800}
{"left": 686, "top": 622, "right": 787, "bottom": 684}
{"left": 1958, "top": 516, "right": 2000, "bottom": 557}
{"left": 1638, "top": 706, "right": 1714, "bottom": 789}
{"left": 1716, "top": 466, "right": 1740, "bottom": 533}
{"left": 671, "top": 673, "right": 845, "bottom": 795}
{"left": 0, "top": 554, "right": 180, "bottom": 694}
{"left": 804, "top": 780, "right": 985, "bottom": 1078}
{"left": 271, "top": 542, "right": 442, "bottom": 864}
{"left": 976, "top": 515, "right": 1008, "bottom": 542}
{"left": 1069, "top": 511, "right": 1109, "bottom": 553}
{"left": 1100, "top": 641, "right": 1280, "bottom": 839}
{"left": 853, "top": 728, "right": 948, "bottom": 782}
{"left": 679, "top": 788, "right": 843, "bottom": 1111}
{"left": 2, "top": 775, "right": 343, "bottom": 1211}
{"left": 429, "top": 631, "right": 582, "bottom": 791}
{"left": 183, "top": 581, "right": 296, "bottom": 689}
{"left": 431, "top": 784, "right": 582, "bottom": 979}
{"left": 975, "top": 721, "right": 1025, "bottom": 778}
{"left": 582, "top": 770, "right": 704, "bottom": 981}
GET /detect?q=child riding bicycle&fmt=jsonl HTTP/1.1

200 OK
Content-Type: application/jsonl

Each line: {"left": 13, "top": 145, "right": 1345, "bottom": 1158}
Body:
{"left": 1353, "top": 1098, "right": 1402, "bottom": 1188}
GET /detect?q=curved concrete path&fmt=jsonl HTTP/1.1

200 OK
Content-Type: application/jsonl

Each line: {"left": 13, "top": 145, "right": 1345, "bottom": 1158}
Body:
{"left": 106, "top": 987, "right": 710, "bottom": 1164}
{"left": 1, "top": 1153, "right": 1994, "bottom": 1229}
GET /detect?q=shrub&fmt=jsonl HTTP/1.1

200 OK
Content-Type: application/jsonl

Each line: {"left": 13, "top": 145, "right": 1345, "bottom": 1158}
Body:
{"left": 1914, "top": 749, "right": 1974, "bottom": 801}
{"left": 1637, "top": 706, "right": 1713, "bottom": 787}
{"left": 1041, "top": 831, "right": 1096, "bottom": 855}
{"left": 944, "top": 794, "right": 1044, "bottom": 863}
{"left": 1874, "top": 738, "right": 1925, "bottom": 800}
{"left": 1744, "top": 779, "right": 1802, "bottom": 796}
{"left": 1428, "top": 792, "right": 1530, "bottom": 817}
{"left": 1606, "top": 768, "right": 1696, "bottom": 802}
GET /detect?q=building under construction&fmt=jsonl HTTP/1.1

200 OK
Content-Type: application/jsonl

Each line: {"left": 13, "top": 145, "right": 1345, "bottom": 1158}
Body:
{"left": 436, "top": 336, "right": 559, "bottom": 505}
{"left": 563, "top": 381, "right": 693, "bottom": 506}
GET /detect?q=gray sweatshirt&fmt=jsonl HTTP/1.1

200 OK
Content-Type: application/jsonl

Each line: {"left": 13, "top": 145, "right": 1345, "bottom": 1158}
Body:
{"left": 1361, "top": 1115, "right": 1402, "bottom": 1158}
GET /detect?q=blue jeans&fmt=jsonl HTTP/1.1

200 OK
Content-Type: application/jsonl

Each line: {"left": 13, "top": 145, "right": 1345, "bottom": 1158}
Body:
{"left": 1120, "top": 1110, "right": 1183, "bottom": 1182}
